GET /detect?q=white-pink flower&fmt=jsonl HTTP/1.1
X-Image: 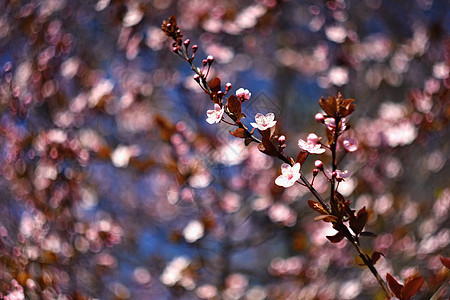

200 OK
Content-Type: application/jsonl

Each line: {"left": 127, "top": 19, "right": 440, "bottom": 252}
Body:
{"left": 324, "top": 117, "right": 347, "bottom": 133}
{"left": 236, "top": 88, "right": 251, "bottom": 101}
{"left": 328, "top": 169, "right": 351, "bottom": 180}
{"left": 206, "top": 104, "right": 224, "bottom": 124}
{"left": 298, "top": 133, "right": 326, "bottom": 154}
{"left": 342, "top": 138, "right": 358, "bottom": 152}
{"left": 275, "top": 163, "right": 301, "bottom": 188}
{"left": 250, "top": 113, "right": 277, "bottom": 131}
{"left": 335, "top": 169, "right": 351, "bottom": 179}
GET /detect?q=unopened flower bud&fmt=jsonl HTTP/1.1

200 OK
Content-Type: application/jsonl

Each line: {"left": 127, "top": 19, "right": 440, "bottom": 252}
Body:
{"left": 332, "top": 171, "right": 337, "bottom": 178}
{"left": 184, "top": 39, "right": 190, "bottom": 47}
{"left": 192, "top": 45, "right": 198, "bottom": 52}
{"left": 172, "top": 47, "right": 179, "bottom": 53}
{"left": 207, "top": 55, "right": 214, "bottom": 64}
{"left": 315, "top": 113, "right": 325, "bottom": 123}
{"left": 166, "top": 23, "right": 172, "bottom": 29}
{"left": 307, "top": 133, "right": 319, "bottom": 145}
{"left": 194, "top": 75, "right": 200, "bottom": 82}
{"left": 202, "top": 59, "right": 207, "bottom": 66}
{"left": 314, "top": 160, "right": 323, "bottom": 170}
{"left": 217, "top": 91, "right": 223, "bottom": 97}
{"left": 278, "top": 135, "right": 286, "bottom": 143}
{"left": 313, "top": 169, "right": 319, "bottom": 176}
{"left": 225, "top": 82, "right": 232, "bottom": 92}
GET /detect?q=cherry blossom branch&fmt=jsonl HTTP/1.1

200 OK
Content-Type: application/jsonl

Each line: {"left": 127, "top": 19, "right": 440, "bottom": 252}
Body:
{"left": 323, "top": 115, "right": 393, "bottom": 298}
{"left": 337, "top": 223, "right": 394, "bottom": 298}
{"left": 162, "top": 16, "right": 392, "bottom": 298}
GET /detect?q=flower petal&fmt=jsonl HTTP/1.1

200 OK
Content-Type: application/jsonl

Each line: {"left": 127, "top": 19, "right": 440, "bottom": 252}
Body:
{"left": 280, "top": 163, "right": 291, "bottom": 176}
{"left": 292, "top": 163, "right": 301, "bottom": 174}
{"left": 265, "top": 113, "right": 275, "bottom": 122}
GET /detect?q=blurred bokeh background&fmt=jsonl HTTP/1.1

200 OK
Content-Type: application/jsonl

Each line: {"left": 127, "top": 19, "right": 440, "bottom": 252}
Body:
{"left": 0, "top": 0, "right": 448, "bottom": 299}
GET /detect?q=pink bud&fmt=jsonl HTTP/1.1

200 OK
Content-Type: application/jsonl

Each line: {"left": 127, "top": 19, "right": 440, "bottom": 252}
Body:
{"left": 225, "top": 82, "right": 232, "bottom": 91}
{"left": 315, "top": 113, "right": 325, "bottom": 123}
{"left": 278, "top": 135, "right": 286, "bottom": 143}
{"left": 176, "top": 121, "right": 186, "bottom": 132}
{"left": 184, "top": 39, "right": 190, "bottom": 47}
{"left": 194, "top": 75, "right": 200, "bottom": 82}
{"left": 332, "top": 171, "right": 337, "bottom": 178}
{"left": 207, "top": 55, "right": 214, "bottom": 64}
{"left": 313, "top": 169, "right": 319, "bottom": 176}
{"left": 192, "top": 45, "right": 198, "bottom": 52}
{"left": 314, "top": 160, "right": 323, "bottom": 169}
{"left": 202, "top": 59, "right": 207, "bottom": 66}
{"left": 307, "top": 133, "right": 319, "bottom": 145}
{"left": 172, "top": 47, "right": 179, "bottom": 53}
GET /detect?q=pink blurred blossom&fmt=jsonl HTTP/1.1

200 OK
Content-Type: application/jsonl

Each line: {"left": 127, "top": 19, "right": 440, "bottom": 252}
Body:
{"left": 342, "top": 138, "right": 358, "bottom": 152}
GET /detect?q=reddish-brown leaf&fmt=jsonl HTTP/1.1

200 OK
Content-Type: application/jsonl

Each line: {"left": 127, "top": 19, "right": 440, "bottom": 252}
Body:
{"left": 326, "top": 127, "right": 334, "bottom": 145}
{"left": 401, "top": 275, "right": 424, "bottom": 300}
{"left": 350, "top": 206, "right": 368, "bottom": 235}
{"left": 257, "top": 136, "right": 279, "bottom": 157}
{"left": 360, "top": 231, "right": 377, "bottom": 238}
{"left": 371, "top": 251, "right": 384, "bottom": 265}
{"left": 296, "top": 151, "right": 308, "bottom": 165}
{"left": 229, "top": 128, "right": 245, "bottom": 138}
{"left": 226, "top": 95, "right": 242, "bottom": 121}
{"left": 335, "top": 192, "right": 346, "bottom": 204}
{"left": 386, "top": 273, "right": 403, "bottom": 299}
{"left": 332, "top": 192, "right": 348, "bottom": 218}
{"left": 313, "top": 215, "right": 338, "bottom": 223}
{"left": 326, "top": 232, "right": 345, "bottom": 243}
{"left": 269, "top": 125, "right": 277, "bottom": 139}
{"left": 340, "top": 98, "right": 356, "bottom": 117}
{"left": 308, "top": 200, "right": 328, "bottom": 215}
{"left": 319, "top": 97, "right": 336, "bottom": 117}
{"left": 440, "top": 257, "right": 450, "bottom": 269}
{"left": 208, "top": 77, "right": 221, "bottom": 93}
{"left": 244, "top": 138, "right": 253, "bottom": 146}
{"left": 258, "top": 128, "right": 271, "bottom": 139}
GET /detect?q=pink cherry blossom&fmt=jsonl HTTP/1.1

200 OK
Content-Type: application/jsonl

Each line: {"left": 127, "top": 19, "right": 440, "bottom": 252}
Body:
{"left": 307, "top": 133, "right": 319, "bottom": 145}
{"left": 324, "top": 117, "right": 347, "bottom": 133}
{"left": 315, "top": 113, "right": 325, "bottom": 123}
{"left": 250, "top": 113, "right": 277, "bottom": 131}
{"left": 298, "top": 133, "right": 326, "bottom": 154}
{"left": 335, "top": 169, "right": 351, "bottom": 179}
{"left": 206, "top": 104, "right": 224, "bottom": 124}
{"left": 342, "top": 138, "right": 358, "bottom": 152}
{"left": 328, "top": 169, "right": 351, "bottom": 180}
{"left": 236, "top": 88, "right": 251, "bottom": 101}
{"left": 275, "top": 163, "right": 301, "bottom": 188}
